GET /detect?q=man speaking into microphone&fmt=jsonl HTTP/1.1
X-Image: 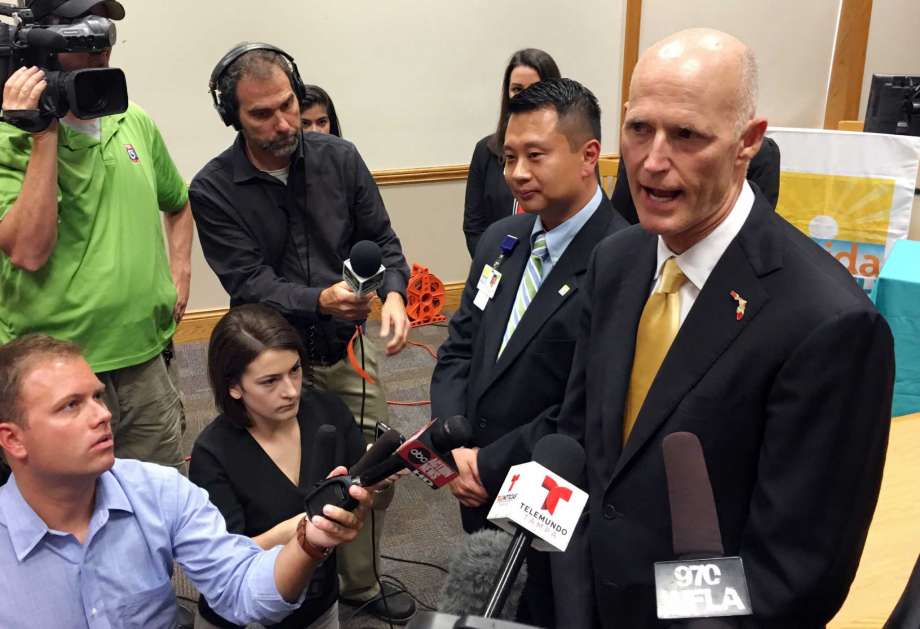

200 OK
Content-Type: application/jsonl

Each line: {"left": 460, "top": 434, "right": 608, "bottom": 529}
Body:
{"left": 430, "top": 78, "right": 627, "bottom": 625}
{"left": 189, "top": 44, "right": 413, "bottom": 622}
{"left": 554, "top": 28, "right": 895, "bottom": 627}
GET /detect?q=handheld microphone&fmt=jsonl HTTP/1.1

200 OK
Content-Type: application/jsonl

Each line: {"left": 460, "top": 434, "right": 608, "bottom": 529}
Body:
{"left": 307, "top": 424, "right": 338, "bottom": 485}
{"left": 347, "top": 428, "right": 403, "bottom": 478}
{"left": 655, "top": 432, "right": 753, "bottom": 624}
{"left": 303, "top": 415, "right": 472, "bottom": 518}
{"left": 482, "top": 434, "right": 589, "bottom": 618}
{"left": 343, "top": 240, "right": 385, "bottom": 297}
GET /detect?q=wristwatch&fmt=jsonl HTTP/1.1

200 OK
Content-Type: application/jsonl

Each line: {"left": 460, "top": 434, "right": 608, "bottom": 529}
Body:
{"left": 296, "top": 516, "right": 333, "bottom": 562}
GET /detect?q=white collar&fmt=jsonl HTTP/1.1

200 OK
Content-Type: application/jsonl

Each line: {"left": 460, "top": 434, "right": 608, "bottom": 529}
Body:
{"left": 655, "top": 181, "right": 755, "bottom": 290}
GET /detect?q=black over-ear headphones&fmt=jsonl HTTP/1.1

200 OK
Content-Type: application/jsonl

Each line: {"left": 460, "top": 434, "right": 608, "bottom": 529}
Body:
{"left": 209, "top": 42, "right": 307, "bottom": 130}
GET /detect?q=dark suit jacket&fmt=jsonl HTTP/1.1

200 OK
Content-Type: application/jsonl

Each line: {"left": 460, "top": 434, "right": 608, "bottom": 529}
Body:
{"left": 611, "top": 137, "right": 782, "bottom": 224}
{"left": 463, "top": 134, "right": 517, "bottom": 257}
{"left": 432, "top": 195, "right": 628, "bottom": 532}
{"left": 556, "top": 192, "right": 894, "bottom": 628}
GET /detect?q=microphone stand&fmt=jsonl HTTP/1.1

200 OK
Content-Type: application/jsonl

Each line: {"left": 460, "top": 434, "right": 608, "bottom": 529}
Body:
{"left": 481, "top": 529, "right": 531, "bottom": 618}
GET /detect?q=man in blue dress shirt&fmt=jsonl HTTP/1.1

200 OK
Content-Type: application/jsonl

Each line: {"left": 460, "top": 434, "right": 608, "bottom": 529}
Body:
{"left": 0, "top": 334, "right": 372, "bottom": 628}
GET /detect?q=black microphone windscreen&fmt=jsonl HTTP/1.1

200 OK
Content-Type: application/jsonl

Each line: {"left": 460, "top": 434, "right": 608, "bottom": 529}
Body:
{"left": 430, "top": 415, "right": 473, "bottom": 452}
{"left": 25, "top": 28, "right": 68, "bottom": 50}
{"left": 532, "top": 433, "right": 586, "bottom": 486}
{"left": 348, "top": 428, "right": 402, "bottom": 478}
{"left": 308, "top": 424, "right": 337, "bottom": 485}
{"left": 438, "top": 529, "right": 528, "bottom": 621}
{"left": 349, "top": 240, "right": 382, "bottom": 277}
{"left": 663, "top": 431, "right": 724, "bottom": 557}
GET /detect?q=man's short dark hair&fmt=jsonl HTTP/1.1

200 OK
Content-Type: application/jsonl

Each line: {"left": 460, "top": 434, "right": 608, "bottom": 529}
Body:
{"left": 207, "top": 304, "right": 304, "bottom": 428}
{"left": 0, "top": 334, "right": 83, "bottom": 426}
{"left": 507, "top": 77, "right": 602, "bottom": 150}
{"left": 218, "top": 49, "right": 296, "bottom": 122}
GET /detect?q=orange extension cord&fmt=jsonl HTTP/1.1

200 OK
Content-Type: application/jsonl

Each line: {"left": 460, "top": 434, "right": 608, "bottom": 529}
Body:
{"left": 386, "top": 340, "right": 437, "bottom": 407}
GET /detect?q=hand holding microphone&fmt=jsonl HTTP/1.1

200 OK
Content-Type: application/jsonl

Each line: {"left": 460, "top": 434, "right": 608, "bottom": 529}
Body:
{"left": 303, "top": 415, "right": 473, "bottom": 519}
{"left": 295, "top": 426, "right": 372, "bottom": 560}
{"left": 318, "top": 240, "right": 383, "bottom": 320}
{"left": 318, "top": 281, "right": 373, "bottom": 320}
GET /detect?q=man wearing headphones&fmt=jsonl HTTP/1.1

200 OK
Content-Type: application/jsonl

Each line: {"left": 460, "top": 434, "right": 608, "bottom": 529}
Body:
{"left": 0, "top": 0, "right": 192, "bottom": 471}
{"left": 189, "top": 45, "right": 415, "bottom": 624}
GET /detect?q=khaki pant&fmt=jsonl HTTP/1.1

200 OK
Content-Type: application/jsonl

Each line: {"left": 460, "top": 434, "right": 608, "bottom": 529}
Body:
{"left": 311, "top": 335, "right": 393, "bottom": 602}
{"left": 99, "top": 349, "right": 186, "bottom": 471}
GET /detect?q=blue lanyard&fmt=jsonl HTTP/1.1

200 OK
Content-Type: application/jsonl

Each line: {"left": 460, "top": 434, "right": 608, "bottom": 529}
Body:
{"left": 491, "top": 234, "right": 519, "bottom": 272}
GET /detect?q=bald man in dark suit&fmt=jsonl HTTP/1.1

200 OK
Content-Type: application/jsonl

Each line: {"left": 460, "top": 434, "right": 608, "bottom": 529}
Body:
{"left": 554, "top": 28, "right": 894, "bottom": 628}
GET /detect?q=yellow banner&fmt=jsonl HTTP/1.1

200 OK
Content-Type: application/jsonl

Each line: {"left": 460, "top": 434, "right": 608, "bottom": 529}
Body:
{"left": 777, "top": 172, "right": 894, "bottom": 245}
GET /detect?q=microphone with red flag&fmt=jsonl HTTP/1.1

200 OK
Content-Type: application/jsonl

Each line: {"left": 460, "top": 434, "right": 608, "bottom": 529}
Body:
{"left": 303, "top": 415, "right": 472, "bottom": 519}
{"left": 481, "top": 434, "right": 589, "bottom": 618}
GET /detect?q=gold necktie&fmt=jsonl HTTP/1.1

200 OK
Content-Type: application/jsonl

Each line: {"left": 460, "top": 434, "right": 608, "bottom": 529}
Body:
{"left": 623, "top": 257, "right": 687, "bottom": 442}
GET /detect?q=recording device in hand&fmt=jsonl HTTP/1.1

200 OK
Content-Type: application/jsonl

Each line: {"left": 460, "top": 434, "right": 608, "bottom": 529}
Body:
{"left": 0, "top": 3, "right": 127, "bottom": 132}
{"left": 481, "top": 434, "right": 588, "bottom": 618}
{"left": 303, "top": 415, "right": 472, "bottom": 519}
{"left": 343, "top": 240, "right": 385, "bottom": 297}
{"left": 655, "top": 432, "right": 752, "bottom": 624}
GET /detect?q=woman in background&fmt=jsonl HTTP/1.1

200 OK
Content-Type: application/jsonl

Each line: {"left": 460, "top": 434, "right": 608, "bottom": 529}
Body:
{"left": 462, "top": 48, "right": 561, "bottom": 256}
{"left": 301, "top": 84, "right": 343, "bottom": 137}
{"left": 190, "top": 304, "right": 367, "bottom": 629}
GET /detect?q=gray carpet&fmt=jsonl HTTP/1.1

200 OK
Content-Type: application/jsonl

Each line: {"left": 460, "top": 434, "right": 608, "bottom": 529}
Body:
{"left": 172, "top": 321, "right": 463, "bottom": 628}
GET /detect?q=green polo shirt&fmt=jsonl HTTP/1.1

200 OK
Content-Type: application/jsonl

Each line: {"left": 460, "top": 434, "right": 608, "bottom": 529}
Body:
{"left": 0, "top": 102, "right": 188, "bottom": 372}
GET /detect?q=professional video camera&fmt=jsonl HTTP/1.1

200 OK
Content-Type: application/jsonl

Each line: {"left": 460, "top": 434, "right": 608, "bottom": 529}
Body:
{"left": 0, "top": 2, "right": 127, "bottom": 132}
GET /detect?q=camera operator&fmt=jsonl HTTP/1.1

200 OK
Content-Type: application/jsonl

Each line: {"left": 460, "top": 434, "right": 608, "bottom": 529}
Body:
{"left": 0, "top": 0, "right": 193, "bottom": 471}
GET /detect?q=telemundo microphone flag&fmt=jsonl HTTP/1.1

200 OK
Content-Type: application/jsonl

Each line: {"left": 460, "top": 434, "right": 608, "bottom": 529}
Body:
{"left": 767, "top": 127, "right": 920, "bottom": 291}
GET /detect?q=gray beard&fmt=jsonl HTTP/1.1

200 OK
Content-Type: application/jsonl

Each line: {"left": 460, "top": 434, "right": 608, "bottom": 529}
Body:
{"left": 256, "top": 133, "right": 298, "bottom": 158}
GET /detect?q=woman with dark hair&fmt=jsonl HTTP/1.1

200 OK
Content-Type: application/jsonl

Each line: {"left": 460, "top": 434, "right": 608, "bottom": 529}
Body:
{"left": 462, "top": 48, "right": 561, "bottom": 256}
{"left": 301, "top": 84, "right": 343, "bottom": 137}
{"left": 190, "top": 304, "right": 367, "bottom": 629}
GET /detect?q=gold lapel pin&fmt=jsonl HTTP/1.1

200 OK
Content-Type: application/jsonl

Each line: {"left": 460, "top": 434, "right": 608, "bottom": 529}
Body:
{"left": 729, "top": 290, "right": 747, "bottom": 321}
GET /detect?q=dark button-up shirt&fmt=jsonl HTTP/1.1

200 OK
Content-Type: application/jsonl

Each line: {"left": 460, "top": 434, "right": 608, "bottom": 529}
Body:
{"left": 190, "top": 132, "right": 409, "bottom": 361}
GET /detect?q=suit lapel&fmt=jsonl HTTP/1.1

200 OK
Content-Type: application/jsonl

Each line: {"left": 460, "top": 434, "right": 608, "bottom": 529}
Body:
{"left": 491, "top": 207, "right": 613, "bottom": 379}
{"left": 610, "top": 198, "right": 781, "bottom": 483}
{"left": 599, "top": 234, "right": 657, "bottom": 477}
{"left": 474, "top": 217, "right": 536, "bottom": 386}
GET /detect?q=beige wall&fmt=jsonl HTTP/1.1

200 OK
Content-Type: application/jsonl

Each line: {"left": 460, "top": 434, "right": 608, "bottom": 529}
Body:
{"left": 125, "top": 1, "right": 918, "bottom": 311}
{"left": 118, "top": 0, "right": 626, "bottom": 311}
{"left": 116, "top": 0, "right": 626, "bottom": 173}
{"left": 638, "top": 0, "right": 840, "bottom": 129}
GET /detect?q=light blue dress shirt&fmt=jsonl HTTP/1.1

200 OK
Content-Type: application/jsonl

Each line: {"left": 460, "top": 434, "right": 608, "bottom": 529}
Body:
{"left": 0, "top": 459, "right": 303, "bottom": 629}
{"left": 531, "top": 185, "right": 603, "bottom": 278}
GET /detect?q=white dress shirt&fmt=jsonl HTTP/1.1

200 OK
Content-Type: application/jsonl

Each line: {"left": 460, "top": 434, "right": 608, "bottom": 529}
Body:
{"left": 652, "top": 181, "right": 755, "bottom": 326}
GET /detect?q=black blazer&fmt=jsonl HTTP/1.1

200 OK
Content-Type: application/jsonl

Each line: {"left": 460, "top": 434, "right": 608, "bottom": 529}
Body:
{"left": 463, "top": 134, "right": 516, "bottom": 257}
{"left": 556, "top": 192, "right": 895, "bottom": 627}
{"left": 432, "top": 195, "right": 628, "bottom": 532}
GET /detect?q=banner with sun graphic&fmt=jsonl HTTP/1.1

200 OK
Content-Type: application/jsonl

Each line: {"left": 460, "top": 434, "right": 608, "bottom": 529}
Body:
{"left": 767, "top": 128, "right": 920, "bottom": 291}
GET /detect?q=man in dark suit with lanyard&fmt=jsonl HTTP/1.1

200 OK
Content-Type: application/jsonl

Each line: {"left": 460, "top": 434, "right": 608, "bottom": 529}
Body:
{"left": 430, "top": 78, "right": 627, "bottom": 625}
{"left": 554, "top": 29, "right": 895, "bottom": 627}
